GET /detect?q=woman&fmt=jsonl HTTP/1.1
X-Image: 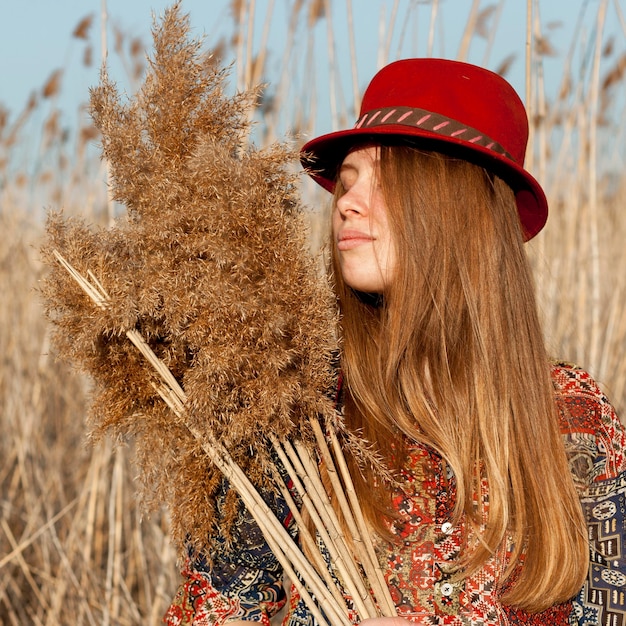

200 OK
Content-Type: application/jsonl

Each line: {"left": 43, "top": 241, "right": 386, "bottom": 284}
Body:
{"left": 165, "top": 59, "right": 626, "bottom": 625}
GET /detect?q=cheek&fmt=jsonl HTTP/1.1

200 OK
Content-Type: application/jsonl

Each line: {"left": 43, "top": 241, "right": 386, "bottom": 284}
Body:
{"left": 331, "top": 207, "right": 342, "bottom": 238}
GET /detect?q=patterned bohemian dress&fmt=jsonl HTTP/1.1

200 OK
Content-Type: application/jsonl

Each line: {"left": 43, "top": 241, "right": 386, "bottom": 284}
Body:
{"left": 164, "top": 362, "right": 626, "bottom": 626}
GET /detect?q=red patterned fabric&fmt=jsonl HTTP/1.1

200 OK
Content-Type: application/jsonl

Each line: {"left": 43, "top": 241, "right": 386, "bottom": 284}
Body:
{"left": 164, "top": 561, "right": 271, "bottom": 626}
{"left": 164, "top": 362, "right": 626, "bottom": 625}
{"left": 164, "top": 558, "right": 284, "bottom": 626}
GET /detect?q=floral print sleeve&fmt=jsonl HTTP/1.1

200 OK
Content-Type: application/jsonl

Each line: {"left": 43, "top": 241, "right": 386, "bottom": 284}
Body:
{"left": 552, "top": 363, "right": 626, "bottom": 626}
{"left": 164, "top": 479, "right": 296, "bottom": 626}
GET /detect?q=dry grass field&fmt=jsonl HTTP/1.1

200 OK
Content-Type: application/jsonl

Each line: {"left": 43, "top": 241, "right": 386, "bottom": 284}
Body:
{"left": 1, "top": 1, "right": 625, "bottom": 624}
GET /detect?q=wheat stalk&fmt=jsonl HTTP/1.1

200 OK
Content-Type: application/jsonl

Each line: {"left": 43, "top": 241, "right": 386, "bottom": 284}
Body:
{"left": 311, "top": 419, "right": 397, "bottom": 617}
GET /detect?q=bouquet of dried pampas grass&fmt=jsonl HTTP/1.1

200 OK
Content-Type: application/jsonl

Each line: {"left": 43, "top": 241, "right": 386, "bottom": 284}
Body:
{"left": 40, "top": 3, "right": 396, "bottom": 624}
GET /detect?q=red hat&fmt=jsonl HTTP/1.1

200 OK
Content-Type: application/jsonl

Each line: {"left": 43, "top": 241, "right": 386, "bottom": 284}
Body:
{"left": 300, "top": 58, "right": 547, "bottom": 241}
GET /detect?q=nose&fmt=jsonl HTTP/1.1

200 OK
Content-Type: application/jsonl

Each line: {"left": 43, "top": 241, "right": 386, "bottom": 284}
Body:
{"left": 336, "top": 186, "right": 365, "bottom": 219}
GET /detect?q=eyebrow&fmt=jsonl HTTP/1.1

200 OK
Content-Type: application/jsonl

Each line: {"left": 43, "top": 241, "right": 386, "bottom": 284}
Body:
{"left": 339, "top": 154, "right": 380, "bottom": 174}
{"left": 338, "top": 162, "right": 357, "bottom": 176}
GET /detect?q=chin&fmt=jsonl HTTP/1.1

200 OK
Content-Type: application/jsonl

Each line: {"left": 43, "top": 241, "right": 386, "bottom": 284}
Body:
{"left": 343, "top": 275, "right": 387, "bottom": 295}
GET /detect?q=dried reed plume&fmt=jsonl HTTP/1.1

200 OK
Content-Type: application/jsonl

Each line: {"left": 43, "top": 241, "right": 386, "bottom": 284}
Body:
{"left": 72, "top": 14, "right": 94, "bottom": 41}
{"left": 40, "top": 2, "right": 342, "bottom": 556}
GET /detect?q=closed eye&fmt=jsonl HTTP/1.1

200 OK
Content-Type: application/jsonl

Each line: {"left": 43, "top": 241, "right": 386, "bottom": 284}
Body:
{"left": 338, "top": 164, "right": 358, "bottom": 191}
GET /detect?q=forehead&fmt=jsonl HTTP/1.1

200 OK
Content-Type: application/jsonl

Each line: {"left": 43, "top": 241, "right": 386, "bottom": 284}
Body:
{"left": 340, "top": 145, "right": 380, "bottom": 169}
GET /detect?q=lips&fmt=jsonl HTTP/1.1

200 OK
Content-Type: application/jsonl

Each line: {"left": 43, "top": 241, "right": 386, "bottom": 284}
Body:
{"left": 337, "top": 229, "right": 374, "bottom": 251}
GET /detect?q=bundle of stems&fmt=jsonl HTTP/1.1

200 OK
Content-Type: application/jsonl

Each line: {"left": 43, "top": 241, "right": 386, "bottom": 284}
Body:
{"left": 52, "top": 250, "right": 396, "bottom": 623}
{"left": 39, "top": 1, "right": 340, "bottom": 551}
{"left": 40, "top": 3, "right": 398, "bottom": 623}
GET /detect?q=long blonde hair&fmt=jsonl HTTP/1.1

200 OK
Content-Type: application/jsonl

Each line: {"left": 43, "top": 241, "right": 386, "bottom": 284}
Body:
{"left": 332, "top": 145, "right": 587, "bottom": 612}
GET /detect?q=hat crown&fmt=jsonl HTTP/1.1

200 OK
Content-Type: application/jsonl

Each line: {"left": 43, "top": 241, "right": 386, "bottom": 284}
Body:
{"left": 300, "top": 57, "right": 547, "bottom": 240}
{"left": 359, "top": 58, "right": 529, "bottom": 166}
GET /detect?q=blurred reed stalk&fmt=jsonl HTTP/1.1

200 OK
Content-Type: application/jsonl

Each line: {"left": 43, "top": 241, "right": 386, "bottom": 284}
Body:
{"left": 0, "top": 211, "right": 178, "bottom": 624}
{"left": 525, "top": 0, "right": 626, "bottom": 406}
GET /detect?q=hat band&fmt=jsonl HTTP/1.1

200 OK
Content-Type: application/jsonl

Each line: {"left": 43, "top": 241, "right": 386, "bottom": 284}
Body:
{"left": 355, "top": 106, "right": 513, "bottom": 161}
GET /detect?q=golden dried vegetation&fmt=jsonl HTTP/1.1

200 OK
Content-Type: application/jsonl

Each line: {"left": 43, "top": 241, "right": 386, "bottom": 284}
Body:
{"left": 41, "top": 3, "right": 340, "bottom": 561}
{"left": 1, "top": 1, "right": 625, "bottom": 624}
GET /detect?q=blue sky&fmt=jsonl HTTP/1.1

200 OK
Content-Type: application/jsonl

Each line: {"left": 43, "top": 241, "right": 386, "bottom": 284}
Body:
{"left": 1, "top": 1, "right": 622, "bottom": 140}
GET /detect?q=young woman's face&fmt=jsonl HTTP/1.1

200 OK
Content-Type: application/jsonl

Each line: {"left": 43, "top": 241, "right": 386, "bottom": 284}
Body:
{"left": 333, "top": 146, "right": 396, "bottom": 294}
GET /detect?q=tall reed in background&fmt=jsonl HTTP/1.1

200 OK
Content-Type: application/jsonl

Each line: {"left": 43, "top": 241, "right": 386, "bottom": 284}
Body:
{"left": 524, "top": 0, "right": 626, "bottom": 404}
{"left": 1, "top": 1, "right": 624, "bottom": 623}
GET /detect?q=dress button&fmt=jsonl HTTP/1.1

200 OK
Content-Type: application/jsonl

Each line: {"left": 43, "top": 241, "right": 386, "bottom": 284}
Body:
{"left": 440, "top": 582, "right": 454, "bottom": 596}
{"left": 441, "top": 521, "right": 454, "bottom": 535}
